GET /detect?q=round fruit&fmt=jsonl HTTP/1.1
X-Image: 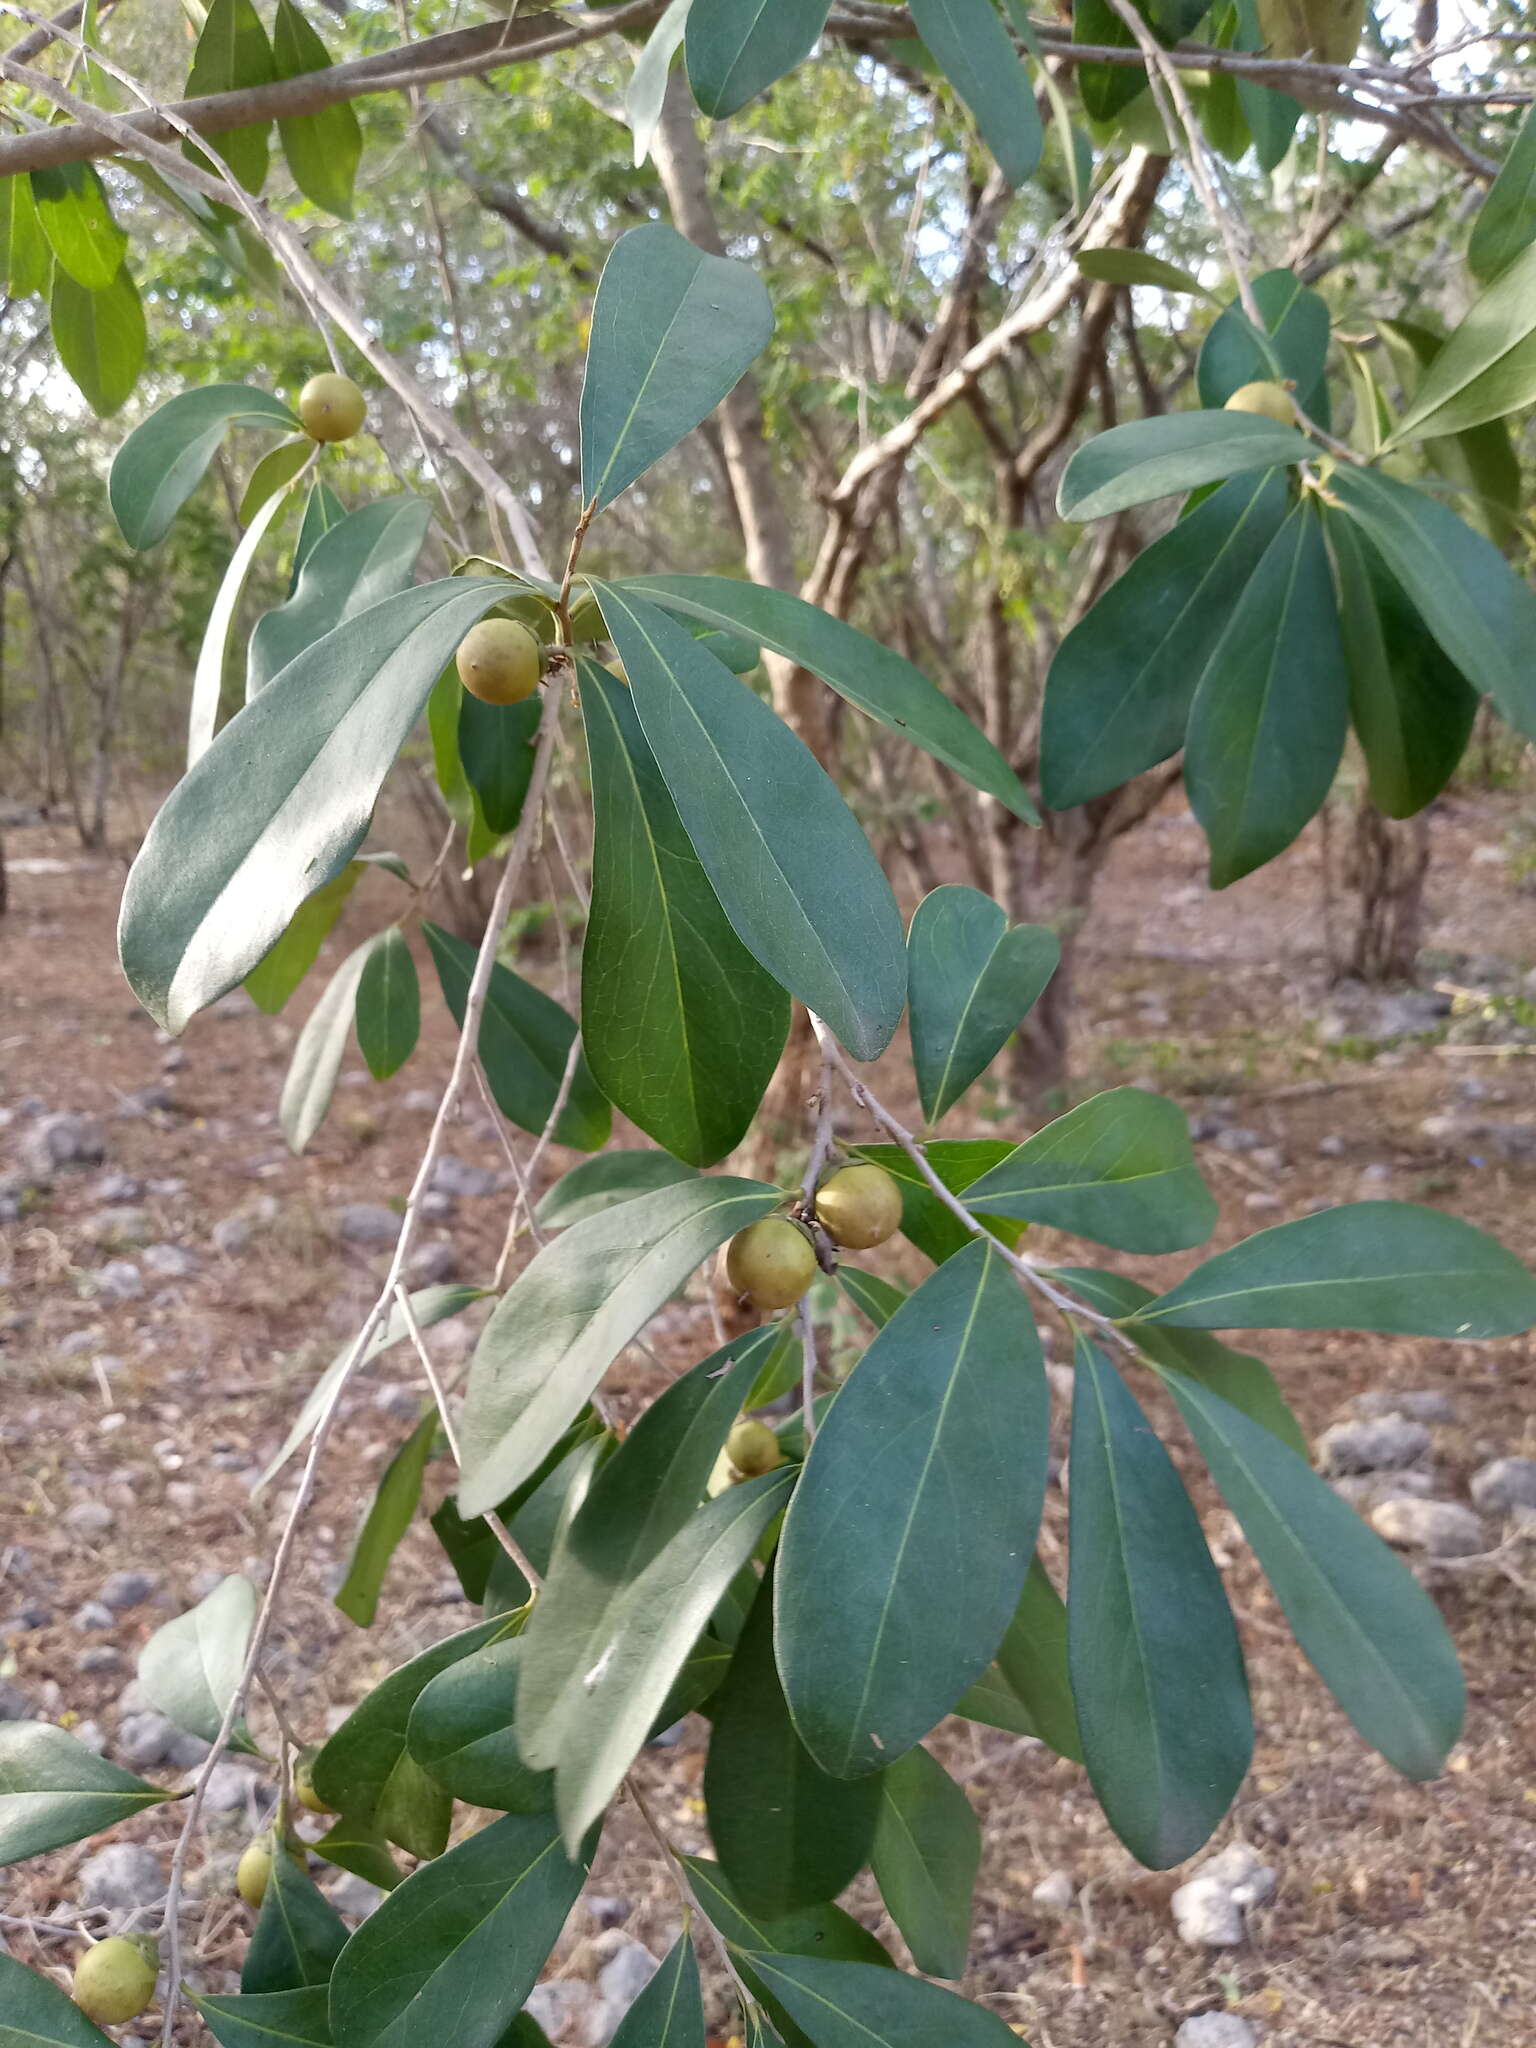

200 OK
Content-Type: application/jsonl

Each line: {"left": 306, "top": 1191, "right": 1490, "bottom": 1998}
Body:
{"left": 1223, "top": 380, "right": 1296, "bottom": 425}
{"left": 237, "top": 1833, "right": 276, "bottom": 1908}
{"left": 456, "top": 618, "right": 542, "bottom": 705}
{"left": 297, "top": 372, "right": 367, "bottom": 443}
{"left": 726, "top": 1418, "right": 784, "bottom": 1478}
{"left": 813, "top": 1163, "right": 903, "bottom": 1251}
{"left": 73, "top": 1936, "right": 158, "bottom": 2025}
{"left": 295, "top": 1750, "right": 331, "bottom": 1815}
{"left": 726, "top": 1217, "right": 818, "bottom": 1311}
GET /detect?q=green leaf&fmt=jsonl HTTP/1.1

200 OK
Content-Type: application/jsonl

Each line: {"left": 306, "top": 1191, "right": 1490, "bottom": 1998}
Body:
{"left": 837, "top": 1267, "right": 907, "bottom": 1330}
{"left": 110, "top": 383, "right": 299, "bottom": 551}
{"left": 955, "top": 1557, "right": 1081, "bottom": 1761}
{"left": 193, "top": 1987, "right": 332, "bottom": 2048}
{"left": 459, "top": 1178, "right": 778, "bottom": 1517}
{"left": 1329, "top": 513, "right": 1477, "bottom": 819}
{"left": 138, "top": 1573, "right": 258, "bottom": 1746}
{"left": 628, "top": 0, "right": 695, "bottom": 166}
{"left": 746, "top": 1321, "right": 805, "bottom": 1407}
{"left": 278, "top": 936, "right": 377, "bottom": 1154}
{"left": 249, "top": 499, "right": 433, "bottom": 697}
{"left": 190, "top": 482, "right": 293, "bottom": 765}
{"left": 552, "top": 1470, "right": 794, "bottom": 1847}
{"left": 50, "top": 264, "right": 145, "bottom": 417}
{"left": 355, "top": 928, "right": 420, "bottom": 1082}
{"left": 29, "top": 163, "right": 126, "bottom": 289}
{"left": 536, "top": 1150, "right": 700, "bottom": 1230}
{"left": 1390, "top": 239, "right": 1536, "bottom": 443}
{"left": 329, "top": 1813, "right": 591, "bottom": 2048}
{"left": 0, "top": 1955, "right": 118, "bottom": 2047}
{"left": 581, "top": 660, "right": 790, "bottom": 1165}
{"left": 1057, "top": 411, "right": 1314, "bottom": 521}
{"left": 0, "top": 174, "right": 48, "bottom": 298}
{"left": 611, "top": 575, "right": 1036, "bottom": 823}
{"left": 870, "top": 1746, "right": 979, "bottom": 1980}
{"left": 1160, "top": 1371, "right": 1464, "bottom": 1777}
{"left": 1076, "top": 248, "right": 1206, "bottom": 294}
{"left": 1068, "top": 1338, "right": 1252, "bottom": 1868}
{"left": 1040, "top": 467, "right": 1290, "bottom": 809}
{"left": 606, "top": 1935, "right": 705, "bottom": 2047}
{"left": 515, "top": 1327, "right": 781, "bottom": 1767}
{"left": 1196, "top": 268, "right": 1332, "bottom": 428}
{"left": 594, "top": 587, "right": 905, "bottom": 1062}
{"left": 308, "top": 1815, "right": 401, "bottom": 1893}
{"left": 292, "top": 478, "right": 345, "bottom": 585}
{"left": 909, "top": 0, "right": 1042, "bottom": 186}
{"left": 907, "top": 887, "right": 1058, "bottom": 1122}
{"left": 776, "top": 1240, "right": 1048, "bottom": 1778}
{"left": 240, "top": 437, "right": 313, "bottom": 523}
{"left": 1141, "top": 1199, "right": 1536, "bottom": 1337}
{"left": 580, "top": 222, "right": 774, "bottom": 511}
{"left": 1233, "top": 0, "right": 1300, "bottom": 168}
{"left": 1184, "top": 501, "right": 1348, "bottom": 886}
{"left": 408, "top": 1637, "right": 551, "bottom": 1812}
{"left": 706, "top": 1574, "right": 882, "bottom": 1915}
{"left": 1375, "top": 316, "right": 1520, "bottom": 551}
{"left": 961, "top": 1086, "right": 1215, "bottom": 1253}
{"left": 423, "top": 921, "right": 610, "bottom": 1153}
{"left": 686, "top": 0, "right": 830, "bottom": 117}
{"left": 242, "top": 1853, "right": 349, "bottom": 1994}
{"left": 274, "top": 0, "right": 362, "bottom": 218}
{"left": 1469, "top": 103, "right": 1536, "bottom": 284}
{"left": 119, "top": 577, "right": 510, "bottom": 1034}
{"left": 335, "top": 1411, "right": 437, "bottom": 1628}
{"left": 0, "top": 1723, "right": 168, "bottom": 1867}
{"left": 184, "top": 0, "right": 276, "bottom": 193}
{"left": 1072, "top": 0, "right": 1147, "bottom": 119}
{"left": 742, "top": 1954, "right": 1020, "bottom": 2047}
{"left": 459, "top": 691, "right": 542, "bottom": 836}
{"left": 1327, "top": 464, "right": 1536, "bottom": 739}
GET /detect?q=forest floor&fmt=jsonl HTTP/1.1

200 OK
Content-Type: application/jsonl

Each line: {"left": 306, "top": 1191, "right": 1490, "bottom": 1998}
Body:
{"left": 3, "top": 785, "right": 1536, "bottom": 2048}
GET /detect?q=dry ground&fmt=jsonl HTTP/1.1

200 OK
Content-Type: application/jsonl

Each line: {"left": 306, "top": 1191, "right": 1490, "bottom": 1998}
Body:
{"left": 2, "top": 787, "right": 1535, "bottom": 2047}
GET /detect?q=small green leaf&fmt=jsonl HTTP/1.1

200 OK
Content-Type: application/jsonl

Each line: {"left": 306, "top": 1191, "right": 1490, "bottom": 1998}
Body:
{"left": 408, "top": 1637, "right": 551, "bottom": 1812}
{"left": 741, "top": 1954, "right": 1020, "bottom": 2047}
{"left": 907, "top": 887, "right": 1058, "bottom": 1122}
{"left": 249, "top": 498, "right": 433, "bottom": 697}
{"left": 607, "top": 1936, "right": 705, "bottom": 2047}
{"left": 355, "top": 928, "right": 420, "bottom": 1082}
{"left": 278, "top": 936, "right": 377, "bottom": 1154}
{"left": 909, "top": 0, "right": 1042, "bottom": 187}
{"left": 1076, "top": 248, "right": 1206, "bottom": 295}
{"left": 0, "top": 1723, "right": 168, "bottom": 1867}
{"left": 110, "top": 383, "right": 299, "bottom": 551}
{"left": 1058, "top": 411, "right": 1314, "bottom": 522}
{"left": 308, "top": 1815, "right": 401, "bottom": 1893}
{"left": 138, "top": 1574, "right": 258, "bottom": 1746}
{"left": 0, "top": 174, "right": 49, "bottom": 298}
{"left": 836, "top": 1267, "right": 907, "bottom": 1330}
{"left": 1469, "top": 102, "right": 1536, "bottom": 284}
{"left": 242, "top": 1852, "right": 348, "bottom": 1994}
{"left": 292, "top": 478, "right": 345, "bottom": 585}
{"left": 29, "top": 163, "right": 126, "bottom": 289}
{"left": 870, "top": 1746, "right": 979, "bottom": 1980}
{"left": 192, "top": 1987, "right": 332, "bottom": 2048}
{"left": 240, "top": 437, "right": 312, "bottom": 524}
{"left": 1390, "top": 239, "right": 1536, "bottom": 443}
{"left": 536, "top": 1150, "right": 700, "bottom": 1230}
{"left": 1233, "top": 0, "right": 1300, "bottom": 168}
{"left": 190, "top": 481, "right": 293, "bottom": 765}
{"left": 686, "top": 0, "right": 830, "bottom": 116}
{"left": 628, "top": 0, "right": 695, "bottom": 166}
{"left": 1196, "top": 268, "right": 1331, "bottom": 428}
{"left": 0, "top": 1955, "right": 119, "bottom": 2046}
{"left": 335, "top": 1411, "right": 437, "bottom": 1628}
{"left": 954, "top": 1557, "right": 1081, "bottom": 1761}
{"left": 50, "top": 264, "right": 145, "bottom": 418}
{"left": 459, "top": 690, "right": 542, "bottom": 837}
{"left": 274, "top": 0, "right": 362, "bottom": 218}
{"left": 183, "top": 0, "right": 277, "bottom": 193}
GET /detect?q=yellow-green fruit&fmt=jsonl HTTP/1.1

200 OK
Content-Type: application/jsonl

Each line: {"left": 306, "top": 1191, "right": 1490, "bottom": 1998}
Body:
{"left": 73, "top": 1937, "right": 158, "bottom": 2025}
{"left": 1224, "top": 380, "right": 1296, "bottom": 425}
{"left": 295, "top": 1751, "right": 332, "bottom": 1815}
{"left": 456, "top": 618, "right": 542, "bottom": 706}
{"left": 726, "top": 1418, "right": 785, "bottom": 1478}
{"left": 726, "top": 1218, "right": 818, "bottom": 1311}
{"left": 568, "top": 592, "right": 606, "bottom": 641}
{"left": 237, "top": 1834, "right": 276, "bottom": 1908}
{"left": 813, "top": 1163, "right": 903, "bottom": 1251}
{"left": 1256, "top": 0, "right": 1365, "bottom": 64}
{"left": 297, "top": 373, "right": 367, "bottom": 444}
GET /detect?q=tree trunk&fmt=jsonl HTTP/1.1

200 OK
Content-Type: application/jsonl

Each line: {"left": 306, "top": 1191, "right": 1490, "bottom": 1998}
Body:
{"left": 1342, "top": 794, "right": 1430, "bottom": 984}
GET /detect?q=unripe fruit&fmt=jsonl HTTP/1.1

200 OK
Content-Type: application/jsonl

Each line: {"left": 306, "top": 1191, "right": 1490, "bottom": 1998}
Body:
{"left": 297, "top": 373, "right": 367, "bottom": 444}
{"left": 726, "top": 1418, "right": 784, "bottom": 1478}
{"left": 73, "top": 1936, "right": 158, "bottom": 2025}
{"left": 813, "top": 1163, "right": 903, "bottom": 1251}
{"left": 568, "top": 592, "right": 606, "bottom": 641}
{"left": 1256, "top": 0, "right": 1365, "bottom": 65}
{"left": 456, "top": 618, "right": 542, "bottom": 706}
{"left": 1223, "top": 380, "right": 1296, "bottom": 425}
{"left": 237, "top": 1833, "right": 276, "bottom": 1908}
{"left": 295, "top": 1750, "right": 332, "bottom": 1815}
{"left": 726, "top": 1217, "right": 818, "bottom": 1311}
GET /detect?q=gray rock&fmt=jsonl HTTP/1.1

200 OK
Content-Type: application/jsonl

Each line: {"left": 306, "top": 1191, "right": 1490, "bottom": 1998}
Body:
{"left": 116, "top": 1711, "right": 211, "bottom": 1772}
{"left": 143, "top": 1243, "right": 198, "bottom": 1280}
{"left": 1031, "top": 1869, "right": 1075, "bottom": 1911}
{"left": 79, "top": 1842, "right": 166, "bottom": 1910}
{"left": 73, "top": 1720, "right": 107, "bottom": 1755}
{"left": 1331, "top": 1468, "right": 1437, "bottom": 1512}
{"left": 595, "top": 1933, "right": 659, "bottom": 2012}
{"left": 1176, "top": 2019, "right": 1258, "bottom": 2048}
{"left": 585, "top": 1895, "right": 632, "bottom": 1930}
{"left": 9, "top": 1603, "right": 51, "bottom": 1630}
{"left": 90, "top": 1173, "right": 143, "bottom": 1204}
{"left": 1317, "top": 1134, "right": 1347, "bottom": 1158}
{"left": 1470, "top": 1456, "right": 1536, "bottom": 1516}
{"left": 89, "top": 1207, "right": 152, "bottom": 1249}
{"left": 1371, "top": 1497, "right": 1487, "bottom": 1557}
{"left": 1316, "top": 1416, "right": 1431, "bottom": 1476}
{"left": 372, "top": 1383, "right": 420, "bottom": 1422}
{"left": 1353, "top": 1390, "right": 1456, "bottom": 1425}
{"left": 202, "top": 1761, "right": 260, "bottom": 1814}
{"left": 64, "top": 1500, "right": 116, "bottom": 1537}
{"left": 1171, "top": 1842, "right": 1275, "bottom": 1949}
{"left": 419, "top": 1191, "right": 456, "bottom": 1223}
{"left": 430, "top": 1156, "right": 498, "bottom": 1199}
{"left": 95, "top": 1259, "right": 144, "bottom": 1303}
{"left": 212, "top": 1216, "right": 253, "bottom": 1257}
{"left": 118, "top": 1086, "right": 175, "bottom": 1119}
{"left": 406, "top": 1241, "right": 459, "bottom": 1286}
{"left": 100, "top": 1570, "right": 159, "bottom": 1612}
{"left": 525, "top": 1983, "right": 593, "bottom": 2040}
{"left": 72, "top": 1601, "right": 114, "bottom": 1631}
{"left": 77, "top": 1646, "right": 125, "bottom": 1674}
{"left": 325, "top": 1873, "right": 384, "bottom": 1919}
{"left": 338, "top": 1204, "right": 402, "bottom": 1247}
{"left": 0, "top": 1682, "right": 32, "bottom": 1721}
{"left": 21, "top": 1112, "right": 106, "bottom": 1177}
{"left": 1212, "top": 1126, "right": 1262, "bottom": 1154}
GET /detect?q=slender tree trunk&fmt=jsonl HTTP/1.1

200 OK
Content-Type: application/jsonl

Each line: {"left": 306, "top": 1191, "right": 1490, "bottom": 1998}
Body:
{"left": 1341, "top": 794, "right": 1430, "bottom": 983}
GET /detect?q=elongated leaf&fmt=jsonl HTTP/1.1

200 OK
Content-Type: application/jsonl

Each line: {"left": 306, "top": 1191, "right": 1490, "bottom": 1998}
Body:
{"left": 610, "top": 574, "right": 1035, "bottom": 822}
{"left": 424, "top": 921, "right": 609, "bottom": 1153}
{"left": 907, "top": 886, "right": 1058, "bottom": 1122}
{"left": 685, "top": 1859, "right": 889, "bottom": 2048}
{"left": 329, "top": 1813, "right": 590, "bottom": 2048}
{"left": 909, "top": 0, "right": 1041, "bottom": 186}
{"left": 292, "top": 478, "right": 344, "bottom": 584}
{"left": 580, "top": 222, "right": 774, "bottom": 511}
{"left": 870, "top": 1746, "right": 979, "bottom": 1979}
{"left": 459, "top": 690, "right": 541, "bottom": 836}
{"left": 553, "top": 1469, "right": 793, "bottom": 1846}
{"left": 1469, "top": 103, "right": 1536, "bottom": 284}
{"left": 1328, "top": 464, "right": 1536, "bottom": 739}
{"left": 355, "top": 927, "right": 419, "bottom": 1082}
{"left": 607, "top": 1935, "right": 705, "bottom": 2048}
{"left": 51, "top": 265, "right": 145, "bottom": 417}
{"left": 193, "top": 1988, "right": 331, "bottom": 2048}
{"left": 1391, "top": 239, "right": 1536, "bottom": 443}
{"left": 1058, "top": 412, "right": 1314, "bottom": 521}
{"left": 837, "top": 1267, "right": 907, "bottom": 1330}
{"left": 1184, "top": 502, "right": 1348, "bottom": 885}
{"left": 594, "top": 587, "right": 905, "bottom": 1060}
{"left": 120, "top": 577, "right": 509, "bottom": 1034}
{"left": 0, "top": 1955, "right": 117, "bottom": 2048}
{"left": 278, "top": 936, "right": 376, "bottom": 1154}
{"left": 582, "top": 660, "right": 789, "bottom": 1165}
{"left": 0, "top": 174, "right": 48, "bottom": 298}
{"left": 29, "top": 163, "right": 125, "bottom": 289}
{"left": 517, "top": 1327, "right": 778, "bottom": 1768}
{"left": 274, "top": 0, "right": 362, "bottom": 218}
{"left": 1142, "top": 1199, "right": 1536, "bottom": 1337}
{"left": 956, "top": 1556, "right": 1081, "bottom": 1760}
{"left": 962, "top": 1086, "right": 1215, "bottom": 1253}
{"left": 308, "top": 1815, "right": 401, "bottom": 1893}
{"left": 1040, "top": 467, "right": 1290, "bottom": 808}
{"left": 183, "top": 0, "right": 276, "bottom": 193}
{"left": 0, "top": 1723, "right": 167, "bottom": 1867}
{"left": 536, "top": 1150, "right": 700, "bottom": 1230}
{"left": 1375, "top": 315, "right": 1520, "bottom": 551}
{"left": 743, "top": 1954, "right": 1019, "bottom": 2047}
{"left": 190, "top": 483, "right": 292, "bottom": 766}
{"left": 1076, "top": 248, "right": 1205, "bottom": 294}
{"left": 686, "top": 0, "right": 830, "bottom": 116}
{"left": 335, "top": 1411, "right": 436, "bottom": 1628}
{"left": 240, "top": 438, "right": 312, "bottom": 524}
{"left": 629, "top": 0, "right": 695, "bottom": 166}
{"left": 1068, "top": 1339, "right": 1252, "bottom": 1868}
{"left": 408, "top": 1637, "right": 550, "bottom": 1812}
{"left": 776, "top": 1241, "right": 1048, "bottom": 1778}
{"left": 1233, "top": 0, "right": 1300, "bottom": 168}
{"left": 1197, "top": 268, "right": 1331, "bottom": 427}
{"left": 1161, "top": 1372, "right": 1464, "bottom": 1777}
{"left": 248, "top": 498, "right": 433, "bottom": 697}
{"left": 111, "top": 383, "right": 299, "bottom": 551}
{"left": 242, "top": 1852, "right": 348, "bottom": 1994}
{"left": 139, "top": 1573, "right": 258, "bottom": 1745}
{"left": 459, "top": 1178, "right": 777, "bottom": 1517}
{"left": 706, "top": 1574, "right": 881, "bottom": 1915}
